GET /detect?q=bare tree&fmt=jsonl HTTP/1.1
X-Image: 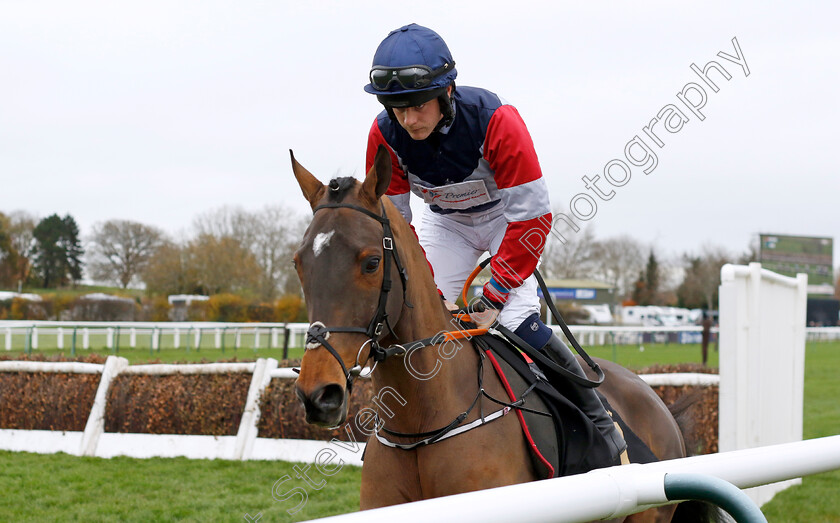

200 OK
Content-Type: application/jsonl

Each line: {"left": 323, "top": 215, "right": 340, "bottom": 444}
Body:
{"left": 141, "top": 240, "right": 199, "bottom": 296}
{"left": 541, "top": 224, "right": 598, "bottom": 280}
{"left": 186, "top": 234, "right": 261, "bottom": 295}
{"left": 677, "top": 243, "right": 733, "bottom": 310}
{"left": 590, "top": 235, "right": 646, "bottom": 298}
{"left": 737, "top": 235, "right": 760, "bottom": 264}
{"left": 192, "top": 205, "right": 255, "bottom": 244}
{"left": 192, "top": 205, "right": 306, "bottom": 300}
{"left": 248, "top": 206, "right": 307, "bottom": 300}
{"left": 7, "top": 211, "right": 37, "bottom": 287}
{"left": 0, "top": 212, "right": 14, "bottom": 287}
{"left": 87, "top": 220, "right": 165, "bottom": 288}
{"left": 657, "top": 252, "right": 686, "bottom": 306}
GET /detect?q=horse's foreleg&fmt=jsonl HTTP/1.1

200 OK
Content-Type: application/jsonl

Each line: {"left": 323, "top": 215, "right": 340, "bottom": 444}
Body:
{"left": 359, "top": 440, "right": 421, "bottom": 509}
{"left": 415, "top": 414, "right": 537, "bottom": 498}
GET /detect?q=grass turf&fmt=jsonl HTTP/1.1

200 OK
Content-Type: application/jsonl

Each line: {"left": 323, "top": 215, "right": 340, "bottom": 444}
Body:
{"left": 0, "top": 452, "right": 362, "bottom": 522}
{"left": 760, "top": 341, "right": 840, "bottom": 522}
{"left": 3, "top": 339, "right": 710, "bottom": 367}
{"left": 0, "top": 342, "right": 837, "bottom": 520}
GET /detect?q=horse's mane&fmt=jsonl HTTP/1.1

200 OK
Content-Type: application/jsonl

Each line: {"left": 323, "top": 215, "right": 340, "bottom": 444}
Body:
{"left": 326, "top": 176, "right": 358, "bottom": 202}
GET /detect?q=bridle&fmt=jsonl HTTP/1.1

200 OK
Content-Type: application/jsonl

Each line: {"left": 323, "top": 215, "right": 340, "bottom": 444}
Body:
{"left": 300, "top": 198, "right": 606, "bottom": 451}
{"left": 304, "top": 201, "right": 411, "bottom": 390}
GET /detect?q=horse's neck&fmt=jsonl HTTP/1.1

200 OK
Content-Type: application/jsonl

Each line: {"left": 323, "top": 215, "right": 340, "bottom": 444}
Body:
{"left": 373, "top": 208, "right": 482, "bottom": 433}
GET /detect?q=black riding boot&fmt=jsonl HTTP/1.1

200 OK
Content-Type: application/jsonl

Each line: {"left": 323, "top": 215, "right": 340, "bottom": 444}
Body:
{"left": 539, "top": 334, "right": 628, "bottom": 463}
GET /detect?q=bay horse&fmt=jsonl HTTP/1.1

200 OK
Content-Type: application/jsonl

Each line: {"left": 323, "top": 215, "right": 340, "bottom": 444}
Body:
{"left": 291, "top": 146, "right": 688, "bottom": 521}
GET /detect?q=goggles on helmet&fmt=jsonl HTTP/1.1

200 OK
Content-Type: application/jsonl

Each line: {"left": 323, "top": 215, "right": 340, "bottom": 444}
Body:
{"left": 369, "top": 61, "right": 455, "bottom": 91}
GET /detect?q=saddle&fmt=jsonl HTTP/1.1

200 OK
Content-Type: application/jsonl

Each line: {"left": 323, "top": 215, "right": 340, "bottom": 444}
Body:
{"left": 474, "top": 332, "right": 659, "bottom": 479}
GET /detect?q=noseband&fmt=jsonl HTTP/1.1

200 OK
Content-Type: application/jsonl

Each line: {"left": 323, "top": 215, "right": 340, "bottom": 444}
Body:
{"left": 304, "top": 201, "right": 411, "bottom": 389}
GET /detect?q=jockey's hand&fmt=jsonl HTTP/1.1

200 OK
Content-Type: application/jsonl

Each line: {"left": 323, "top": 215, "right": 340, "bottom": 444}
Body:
{"left": 443, "top": 300, "right": 459, "bottom": 311}
{"left": 471, "top": 308, "right": 499, "bottom": 330}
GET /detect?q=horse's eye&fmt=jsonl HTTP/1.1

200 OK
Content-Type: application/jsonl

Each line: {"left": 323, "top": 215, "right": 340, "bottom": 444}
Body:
{"left": 363, "top": 257, "right": 381, "bottom": 274}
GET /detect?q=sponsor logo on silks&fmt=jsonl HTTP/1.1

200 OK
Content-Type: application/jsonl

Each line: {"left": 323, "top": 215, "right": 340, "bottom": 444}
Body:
{"left": 418, "top": 180, "right": 493, "bottom": 210}
{"left": 440, "top": 189, "right": 480, "bottom": 201}
{"left": 419, "top": 187, "right": 442, "bottom": 200}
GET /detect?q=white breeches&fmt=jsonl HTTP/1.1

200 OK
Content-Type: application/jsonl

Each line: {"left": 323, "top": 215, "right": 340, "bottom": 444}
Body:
{"left": 417, "top": 206, "right": 541, "bottom": 331}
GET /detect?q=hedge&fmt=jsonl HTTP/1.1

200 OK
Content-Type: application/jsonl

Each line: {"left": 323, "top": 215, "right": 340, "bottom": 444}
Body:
{"left": 0, "top": 355, "right": 718, "bottom": 455}
{"left": 0, "top": 293, "right": 307, "bottom": 323}
{"left": 0, "top": 354, "right": 104, "bottom": 431}
{"left": 105, "top": 373, "right": 252, "bottom": 435}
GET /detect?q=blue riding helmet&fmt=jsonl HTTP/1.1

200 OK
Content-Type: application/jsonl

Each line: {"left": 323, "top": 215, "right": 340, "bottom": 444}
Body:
{"left": 365, "top": 24, "right": 457, "bottom": 112}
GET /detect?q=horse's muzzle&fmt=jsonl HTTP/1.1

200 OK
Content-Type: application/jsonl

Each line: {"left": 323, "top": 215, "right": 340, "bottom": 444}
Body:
{"left": 295, "top": 383, "right": 349, "bottom": 427}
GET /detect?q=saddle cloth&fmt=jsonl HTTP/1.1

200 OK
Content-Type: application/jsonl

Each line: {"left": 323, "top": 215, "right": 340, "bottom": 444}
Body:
{"left": 475, "top": 332, "right": 659, "bottom": 479}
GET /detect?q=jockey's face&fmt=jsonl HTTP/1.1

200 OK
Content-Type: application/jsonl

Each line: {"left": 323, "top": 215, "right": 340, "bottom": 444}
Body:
{"left": 391, "top": 86, "right": 451, "bottom": 140}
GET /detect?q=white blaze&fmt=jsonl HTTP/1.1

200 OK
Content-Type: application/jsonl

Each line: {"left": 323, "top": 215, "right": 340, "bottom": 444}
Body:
{"left": 313, "top": 230, "right": 335, "bottom": 257}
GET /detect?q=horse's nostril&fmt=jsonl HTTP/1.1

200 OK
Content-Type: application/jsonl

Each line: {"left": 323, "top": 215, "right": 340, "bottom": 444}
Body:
{"left": 294, "top": 385, "right": 306, "bottom": 405}
{"left": 312, "top": 384, "right": 346, "bottom": 411}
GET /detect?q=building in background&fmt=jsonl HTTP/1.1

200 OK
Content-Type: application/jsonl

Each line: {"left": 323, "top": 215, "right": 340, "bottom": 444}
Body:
{"left": 471, "top": 278, "right": 616, "bottom": 324}
{"left": 168, "top": 294, "right": 210, "bottom": 322}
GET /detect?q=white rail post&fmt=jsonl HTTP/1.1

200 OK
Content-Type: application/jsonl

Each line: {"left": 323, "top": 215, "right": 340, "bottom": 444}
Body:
{"left": 194, "top": 328, "right": 201, "bottom": 349}
{"left": 130, "top": 328, "right": 137, "bottom": 348}
{"left": 254, "top": 328, "right": 260, "bottom": 350}
{"left": 57, "top": 327, "right": 64, "bottom": 349}
{"left": 106, "top": 328, "right": 114, "bottom": 349}
{"left": 718, "top": 262, "right": 808, "bottom": 506}
{"left": 80, "top": 355, "right": 129, "bottom": 457}
{"left": 271, "top": 327, "right": 278, "bottom": 348}
{"left": 83, "top": 328, "right": 90, "bottom": 349}
{"left": 215, "top": 328, "right": 221, "bottom": 349}
{"left": 302, "top": 437, "right": 840, "bottom": 523}
{"left": 173, "top": 328, "right": 180, "bottom": 349}
{"left": 32, "top": 327, "right": 38, "bottom": 350}
{"left": 4, "top": 328, "right": 10, "bottom": 351}
{"left": 233, "top": 357, "right": 279, "bottom": 460}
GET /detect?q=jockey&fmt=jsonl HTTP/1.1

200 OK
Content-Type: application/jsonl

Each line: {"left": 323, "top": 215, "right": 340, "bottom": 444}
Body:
{"left": 364, "top": 23, "right": 627, "bottom": 464}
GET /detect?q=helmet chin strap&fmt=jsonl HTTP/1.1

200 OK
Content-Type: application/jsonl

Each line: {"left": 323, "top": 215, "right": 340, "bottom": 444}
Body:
{"left": 435, "top": 83, "right": 456, "bottom": 130}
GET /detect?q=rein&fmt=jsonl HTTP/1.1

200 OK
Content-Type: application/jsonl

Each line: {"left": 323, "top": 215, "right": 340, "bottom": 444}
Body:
{"left": 459, "top": 258, "right": 605, "bottom": 389}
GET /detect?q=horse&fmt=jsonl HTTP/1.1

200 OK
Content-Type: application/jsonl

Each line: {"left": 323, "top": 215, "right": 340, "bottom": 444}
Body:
{"left": 290, "top": 145, "right": 689, "bottom": 521}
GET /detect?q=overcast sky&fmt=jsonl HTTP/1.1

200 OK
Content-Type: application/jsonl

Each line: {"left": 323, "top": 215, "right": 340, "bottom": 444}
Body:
{"left": 2, "top": 1, "right": 839, "bottom": 272}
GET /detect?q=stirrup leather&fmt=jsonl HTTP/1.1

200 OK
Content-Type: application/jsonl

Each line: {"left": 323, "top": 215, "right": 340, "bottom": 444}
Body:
{"left": 610, "top": 414, "right": 631, "bottom": 465}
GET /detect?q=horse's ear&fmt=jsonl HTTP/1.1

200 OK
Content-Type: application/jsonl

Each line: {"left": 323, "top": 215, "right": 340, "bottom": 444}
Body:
{"left": 361, "top": 144, "right": 392, "bottom": 204}
{"left": 290, "top": 150, "right": 325, "bottom": 206}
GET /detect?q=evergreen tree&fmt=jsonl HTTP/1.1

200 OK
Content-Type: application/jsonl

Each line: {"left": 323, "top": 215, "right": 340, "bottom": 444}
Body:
{"left": 630, "top": 251, "right": 661, "bottom": 305}
{"left": 644, "top": 250, "right": 660, "bottom": 303}
{"left": 32, "top": 214, "right": 84, "bottom": 288}
{"left": 631, "top": 270, "right": 647, "bottom": 305}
